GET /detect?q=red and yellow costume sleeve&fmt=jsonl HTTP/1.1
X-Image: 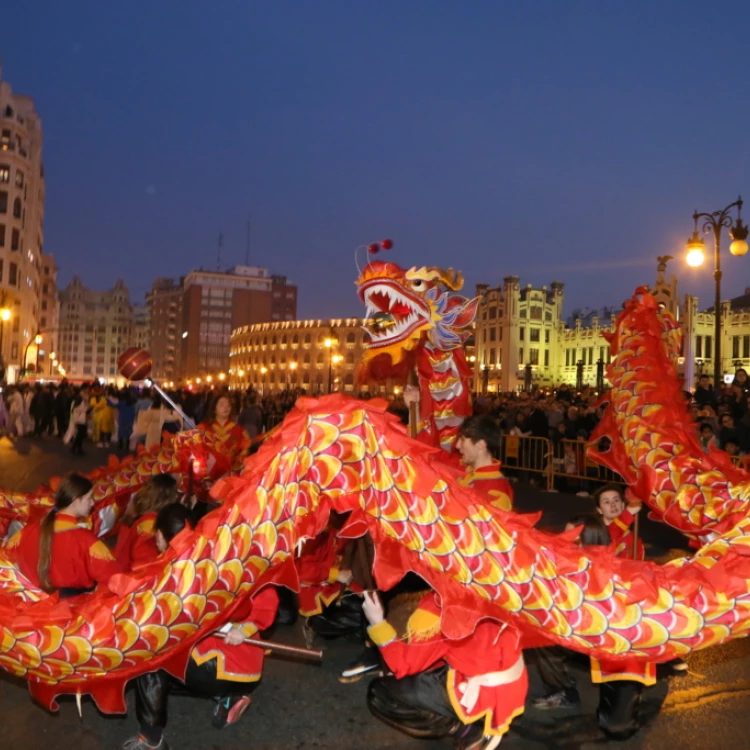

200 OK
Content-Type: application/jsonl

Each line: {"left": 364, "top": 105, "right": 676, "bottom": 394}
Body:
{"left": 609, "top": 509, "right": 645, "bottom": 560}
{"left": 192, "top": 587, "right": 279, "bottom": 683}
{"left": 114, "top": 512, "right": 159, "bottom": 570}
{"left": 8, "top": 513, "right": 124, "bottom": 590}
{"left": 459, "top": 460, "right": 514, "bottom": 512}
{"left": 367, "top": 592, "right": 527, "bottom": 737}
{"left": 296, "top": 530, "right": 344, "bottom": 616}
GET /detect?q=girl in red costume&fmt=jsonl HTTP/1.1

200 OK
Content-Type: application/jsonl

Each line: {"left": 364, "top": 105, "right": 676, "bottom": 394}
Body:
{"left": 7, "top": 473, "right": 123, "bottom": 597}
{"left": 114, "top": 474, "right": 179, "bottom": 569}
{"left": 200, "top": 395, "right": 251, "bottom": 459}
{"left": 124, "top": 503, "right": 278, "bottom": 750}
{"left": 364, "top": 589, "right": 526, "bottom": 750}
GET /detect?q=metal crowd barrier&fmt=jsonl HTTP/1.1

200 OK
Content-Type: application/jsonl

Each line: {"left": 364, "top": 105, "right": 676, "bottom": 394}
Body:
{"left": 500, "top": 436, "right": 627, "bottom": 493}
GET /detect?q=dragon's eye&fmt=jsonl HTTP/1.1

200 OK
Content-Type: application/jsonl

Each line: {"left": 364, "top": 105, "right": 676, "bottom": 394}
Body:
{"left": 410, "top": 279, "right": 426, "bottom": 291}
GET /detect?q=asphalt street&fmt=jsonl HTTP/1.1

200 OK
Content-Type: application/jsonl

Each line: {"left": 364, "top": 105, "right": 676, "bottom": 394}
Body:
{"left": 1, "top": 434, "right": 749, "bottom": 749}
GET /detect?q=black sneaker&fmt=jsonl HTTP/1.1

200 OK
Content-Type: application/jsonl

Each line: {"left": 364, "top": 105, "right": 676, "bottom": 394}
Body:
{"left": 338, "top": 647, "right": 381, "bottom": 683}
{"left": 122, "top": 736, "right": 169, "bottom": 750}
{"left": 533, "top": 689, "right": 581, "bottom": 710}
{"left": 454, "top": 722, "right": 486, "bottom": 749}
{"left": 211, "top": 694, "right": 252, "bottom": 729}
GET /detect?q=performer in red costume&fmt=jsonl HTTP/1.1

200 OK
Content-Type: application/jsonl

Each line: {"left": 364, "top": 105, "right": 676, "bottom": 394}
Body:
{"left": 114, "top": 474, "right": 178, "bottom": 569}
{"left": 364, "top": 590, "right": 526, "bottom": 750}
{"left": 199, "top": 395, "right": 250, "bottom": 459}
{"left": 455, "top": 416, "right": 513, "bottom": 512}
{"left": 124, "top": 503, "right": 278, "bottom": 750}
{"left": 593, "top": 485, "right": 644, "bottom": 560}
{"left": 6, "top": 473, "right": 123, "bottom": 597}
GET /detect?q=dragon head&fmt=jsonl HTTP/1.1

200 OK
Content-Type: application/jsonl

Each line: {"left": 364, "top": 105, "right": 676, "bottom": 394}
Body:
{"left": 356, "top": 260, "right": 478, "bottom": 368}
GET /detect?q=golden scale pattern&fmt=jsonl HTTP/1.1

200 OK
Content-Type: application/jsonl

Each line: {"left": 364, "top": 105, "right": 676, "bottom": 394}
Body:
{"left": 1, "top": 293, "right": 750, "bottom": 704}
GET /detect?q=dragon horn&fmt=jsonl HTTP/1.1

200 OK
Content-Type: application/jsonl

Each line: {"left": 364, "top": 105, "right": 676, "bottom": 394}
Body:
{"left": 419, "top": 266, "right": 464, "bottom": 291}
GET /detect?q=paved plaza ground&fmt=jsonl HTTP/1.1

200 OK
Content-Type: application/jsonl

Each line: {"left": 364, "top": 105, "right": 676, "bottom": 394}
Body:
{"left": 1, "top": 434, "right": 749, "bottom": 749}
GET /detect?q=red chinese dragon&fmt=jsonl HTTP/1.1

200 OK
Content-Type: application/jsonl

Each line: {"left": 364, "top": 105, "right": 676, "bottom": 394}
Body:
{"left": 0, "top": 282, "right": 748, "bottom": 733}
{"left": 356, "top": 259, "right": 478, "bottom": 451}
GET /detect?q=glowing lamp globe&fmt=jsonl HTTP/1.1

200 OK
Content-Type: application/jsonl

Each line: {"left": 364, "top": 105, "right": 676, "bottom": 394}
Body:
{"left": 730, "top": 238, "right": 749, "bottom": 257}
{"left": 686, "top": 248, "right": 705, "bottom": 267}
{"left": 118, "top": 347, "right": 153, "bottom": 381}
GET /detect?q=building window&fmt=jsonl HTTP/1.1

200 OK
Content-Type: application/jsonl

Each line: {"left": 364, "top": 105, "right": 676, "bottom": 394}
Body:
{"left": 744, "top": 335, "right": 750, "bottom": 359}
{"left": 488, "top": 307, "right": 497, "bottom": 319}
{"left": 705, "top": 336, "right": 712, "bottom": 359}
{"left": 520, "top": 309, "right": 527, "bottom": 318}
{"left": 545, "top": 310, "right": 552, "bottom": 321}
{"left": 530, "top": 306, "right": 542, "bottom": 321}
{"left": 695, "top": 336, "right": 702, "bottom": 358}
{"left": 11, "top": 228, "right": 19, "bottom": 251}
{"left": 0, "top": 165, "right": 9, "bottom": 183}
{"left": 0, "top": 224, "right": 4, "bottom": 247}
{"left": 489, "top": 328, "right": 496, "bottom": 342}
{"left": 544, "top": 349, "right": 550, "bottom": 367}
{"left": 529, "top": 348, "right": 539, "bottom": 365}
{"left": 8, "top": 261, "right": 17, "bottom": 286}
{"left": 545, "top": 330, "right": 550, "bottom": 344}
{"left": 733, "top": 336, "right": 740, "bottom": 359}
{"left": 529, "top": 328, "right": 540, "bottom": 343}
{"left": 489, "top": 348, "right": 496, "bottom": 365}
{"left": 12, "top": 197, "right": 21, "bottom": 219}
{"left": 15, "top": 170, "right": 23, "bottom": 188}
{"left": 518, "top": 347, "right": 524, "bottom": 363}
{"left": 0, "top": 191, "right": 6, "bottom": 214}
{"left": 519, "top": 327, "right": 524, "bottom": 341}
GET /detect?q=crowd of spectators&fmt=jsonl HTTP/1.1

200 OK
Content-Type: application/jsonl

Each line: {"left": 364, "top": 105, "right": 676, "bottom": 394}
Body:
{"left": 1, "top": 369, "right": 748, "bottom": 462}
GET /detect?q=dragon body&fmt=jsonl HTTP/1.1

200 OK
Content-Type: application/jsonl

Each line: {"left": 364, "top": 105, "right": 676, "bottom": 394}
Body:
{"left": 0, "top": 287, "right": 749, "bottom": 720}
{"left": 0, "top": 429, "right": 240, "bottom": 542}
{"left": 357, "top": 260, "right": 478, "bottom": 451}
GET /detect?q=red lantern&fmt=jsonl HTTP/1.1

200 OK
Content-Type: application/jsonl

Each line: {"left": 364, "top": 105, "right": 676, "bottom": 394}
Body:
{"left": 367, "top": 242, "right": 379, "bottom": 254}
{"left": 118, "top": 347, "right": 153, "bottom": 381}
{"left": 380, "top": 238, "right": 393, "bottom": 250}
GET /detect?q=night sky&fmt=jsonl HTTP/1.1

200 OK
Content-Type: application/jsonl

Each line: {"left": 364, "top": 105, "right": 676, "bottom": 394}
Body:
{"left": 2, "top": 1, "right": 750, "bottom": 319}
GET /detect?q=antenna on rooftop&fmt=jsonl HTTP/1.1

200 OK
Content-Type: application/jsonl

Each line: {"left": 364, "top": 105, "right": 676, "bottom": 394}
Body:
{"left": 245, "top": 214, "right": 252, "bottom": 266}
{"left": 216, "top": 232, "right": 223, "bottom": 271}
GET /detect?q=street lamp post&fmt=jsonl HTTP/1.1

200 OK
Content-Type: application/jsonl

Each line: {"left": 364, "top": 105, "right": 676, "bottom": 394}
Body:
{"left": 686, "top": 197, "right": 749, "bottom": 388}
{"left": 0, "top": 306, "right": 10, "bottom": 369}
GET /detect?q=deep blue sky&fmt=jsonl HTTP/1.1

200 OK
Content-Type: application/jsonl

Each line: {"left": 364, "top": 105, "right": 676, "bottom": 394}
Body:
{"left": 2, "top": 1, "right": 750, "bottom": 319}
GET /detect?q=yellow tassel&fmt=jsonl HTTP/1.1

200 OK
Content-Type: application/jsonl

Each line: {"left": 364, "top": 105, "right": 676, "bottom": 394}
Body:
{"left": 406, "top": 608, "right": 441, "bottom": 642}
{"left": 76, "top": 691, "right": 82, "bottom": 720}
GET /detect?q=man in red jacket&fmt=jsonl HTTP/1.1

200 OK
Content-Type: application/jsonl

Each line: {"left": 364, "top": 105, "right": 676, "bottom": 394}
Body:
{"left": 363, "top": 590, "right": 526, "bottom": 750}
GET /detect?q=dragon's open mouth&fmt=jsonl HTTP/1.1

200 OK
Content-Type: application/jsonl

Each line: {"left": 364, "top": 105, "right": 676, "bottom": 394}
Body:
{"left": 361, "top": 283, "right": 428, "bottom": 345}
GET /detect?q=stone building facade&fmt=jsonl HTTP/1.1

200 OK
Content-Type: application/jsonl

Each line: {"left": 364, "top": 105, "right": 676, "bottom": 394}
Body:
{"left": 0, "top": 72, "right": 48, "bottom": 381}
{"left": 57, "top": 277, "right": 136, "bottom": 383}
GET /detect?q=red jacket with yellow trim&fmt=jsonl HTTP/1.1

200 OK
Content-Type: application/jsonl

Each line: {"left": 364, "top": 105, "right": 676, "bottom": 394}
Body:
{"left": 459, "top": 459, "right": 514, "bottom": 512}
{"left": 296, "top": 530, "right": 346, "bottom": 616}
{"left": 114, "top": 512, "right": 159, "bottom": 569}
{"left": 191, "top": 587, "right": 279, "bottom": 682}
{"left": 367, "top": 592, "right": 527, "bottom": 736}
{"left": 7, "top": 512, "right": 124, "bottom": 590}
{"left": 608, "top": 509, "right": 645, "bottom": 560}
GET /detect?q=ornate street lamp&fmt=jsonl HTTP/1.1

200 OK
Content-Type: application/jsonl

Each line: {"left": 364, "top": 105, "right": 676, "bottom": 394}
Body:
{"left": 686, "top": 197, "right": 748, "bottom": 388}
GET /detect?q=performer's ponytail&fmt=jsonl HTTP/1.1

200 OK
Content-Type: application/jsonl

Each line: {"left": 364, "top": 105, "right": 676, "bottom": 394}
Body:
{"left": 38, "top": 473, "right": 94, "bottom": 593}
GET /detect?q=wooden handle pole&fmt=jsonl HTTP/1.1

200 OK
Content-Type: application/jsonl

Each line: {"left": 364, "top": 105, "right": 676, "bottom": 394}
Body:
{"left": 632, "top": 511, "right": 640, "bottom": 560}
{"left": 214, "top": 631, "right": 323, "bottom": 661}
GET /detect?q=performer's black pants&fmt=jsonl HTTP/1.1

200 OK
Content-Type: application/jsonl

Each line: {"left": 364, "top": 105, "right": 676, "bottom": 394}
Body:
{"left": 367, "top": 665, "right": 460, "bottom": 739}
{"left": 135, "top": 657, "right": 257, "bottom": 741}
{"left": 531, "top": 646, "right": 578, "bottom": 696}
{"left": 597, "top": 680, "right": 643, "bottom": 740}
